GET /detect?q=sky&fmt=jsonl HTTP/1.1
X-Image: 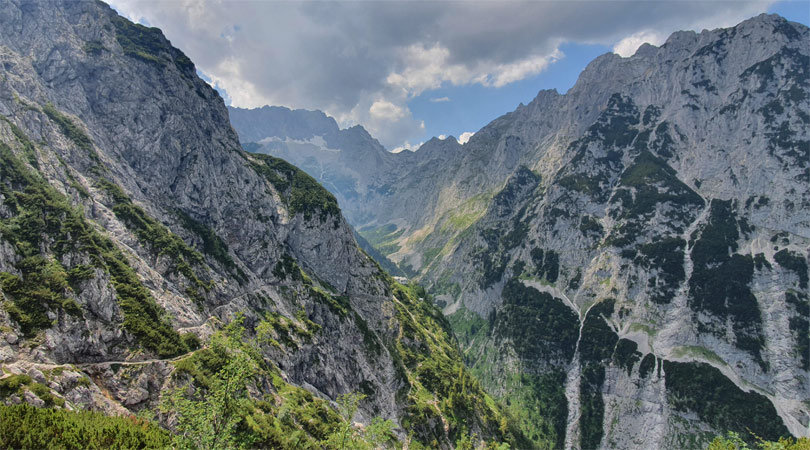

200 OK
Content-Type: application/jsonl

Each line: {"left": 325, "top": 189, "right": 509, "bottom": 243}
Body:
{"left": 109, "top": 0, "right": 809, "bottom": 151}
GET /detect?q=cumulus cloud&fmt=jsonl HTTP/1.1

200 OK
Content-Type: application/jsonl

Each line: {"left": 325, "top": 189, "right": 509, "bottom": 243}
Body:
{"left": 109, "top": 0, "right": 773, "bottom": 148}
{"left": 458, "top": 132, "right": 475, "bottom": 145}
{"left": 430, "top": 97, "right": 451, "bottom": 103}
{"left": 338, "top": 97, "right": 425, "bottom": 151}
{"left": 391, "top": 141, "right": 424, "bottom": 153}
{"left": 386, "top": 44, "right": 563, "bottom": 94}
{"left": 613, "top": 30, "right": 667, "bottom": 57}
{"left": 370, "top": 100, "right": 406, "bottom": 122}
{"left": 491, "top": 50, "right": 563, "bottom": 87}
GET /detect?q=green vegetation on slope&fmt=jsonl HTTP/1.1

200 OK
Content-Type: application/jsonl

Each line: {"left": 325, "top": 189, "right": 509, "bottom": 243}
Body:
{"left": 166, "top": 319, "right": 397, "bottom": 449}
{"left": 162, "top": 278, "right": 521, "bottom": 449}
{"left": 0, "top": 403, "right": 170, "bottom": 449}
{"left": 447, "top": 306, "right": 490, "bottom": 355}
{"left": 664, "top": 360, "right": 790, "bottom": 444}
{"left": 440, "top": 192, "right": 493, "bottom": 233}
{"left": 689, "top": 199, "right": 765, "bottom": 369}
{"left": 272, "top": 253, "right": 351, "bottom": 318}
{"left": 41, "top": 103, "right": 101, "bottom": 165}
{"left": 624, "top": 237, "right": 686, "bottom": 304}
{"left": 249, "top": 152, "right": 341, "bottom": 225}
{"left": 638, "top": 353, "right": 656, "bottom": 379}
{"left": 176, "top": 209, "right": 247, "bottom": 283}
{"left": 529, "top": 248, "right": 560, "bottom": 284}
{"left": 96, "top": 178, "right": 213, "bottom": 305}
{"left": 496, "top": 370, "right": 568, "bottom": 450}
{"left": 0, "top": 141, "right": 87, "bottom": 336}
{"left": 389, "top": 283, "right": 527, "bottom": 449}
{"left": 108, "top": 8, "right": 195, "bottom": 77}
{"left": 558, "top": 94, "right": 639, "bottom": 203}
{"left": 578, "top": 299, "right": 619, "bottom": 450}
{"left": 614, "top": 339, "right": 642, "bottom": 376}
{"left": 608, "top": 149, "right": 703, "bottom": 248}
{"left": 353, "top": 228, "right": 406, "bottom": 277}
{"left": 359, "top": 223, "right": 404, "bottom": 257}
{"left": 450, "top": 280, "right": 578, "bottom": 449}
{"left": 0, "top": 256, "right": 81, "bottom": 337}
{"left": 499, "top": 280, "right": 578, "bottom": 364}
{"left": 0, "top": 138, "right": 191, "bottom": 357}
{"left": 785, "top": 291, "right": 810, "bottom": 370}
{"left": 774, "top": 249, "right": 808, "bottom": 289}
{"left": 0, "top": 374, "right": 64, "bottom": 408}
{"left": 0, "top": 116, "right": 39, "bottom": 168}
{"left": 706, "top": 432, "right": 809, "bottom": 450}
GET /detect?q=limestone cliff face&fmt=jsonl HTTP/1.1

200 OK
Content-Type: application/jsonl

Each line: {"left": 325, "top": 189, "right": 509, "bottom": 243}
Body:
{"left": 0, "top": 1, "right": 515, "bottom": 447}
{"left": 430, "top": 14, "right": 809, "bottom": 449}
{"left": 230, "top": 13, "right": 809, "bottom": 449}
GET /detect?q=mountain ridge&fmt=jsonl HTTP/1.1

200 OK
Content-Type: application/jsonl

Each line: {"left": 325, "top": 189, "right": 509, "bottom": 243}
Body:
{"left": 229, "top": 12, "right": 809, "bottom": 449}
{"left": 427, "top": 12, "right": 808, "bottom": 447}
{"left": 0, "top": 1, "right": 522, "bottom": 447}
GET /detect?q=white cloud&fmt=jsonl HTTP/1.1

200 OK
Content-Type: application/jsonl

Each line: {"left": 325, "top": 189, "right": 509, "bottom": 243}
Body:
{"left": 613, "top": 30, "right": 666, "bottom": 57}
{"left": 488, "top": 49, "right": 563, "bottom": 87}
{"left": 458, "top": 131, "right": 475, "bottom": 145}
{"left": 108, "top": 0, "right": 775, "bottom": 148}
{"left": 336, "top": 97, "right": 425, "bottom": 150}
{"left": 386, "top": 44, "right": 477, "bottom": 96}
{"left": 386, "top": 44, "right": 562, "bottom": 94}
{"left": 369, "top": 100, "right": 406, "bottom": 122}
{"left": 205, "top": 57, "right": 270, "bottom": 108}
{"left": 392, "top": 141, "right": 424, "bottom": 153}
{"left": 430, "top": 96, "right": 451, "bottom": 103}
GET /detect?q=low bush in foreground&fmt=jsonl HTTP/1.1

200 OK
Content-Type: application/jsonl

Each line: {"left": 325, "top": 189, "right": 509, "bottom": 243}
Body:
{"left": 0, "top": 403, "right": 170, "bottom": 449}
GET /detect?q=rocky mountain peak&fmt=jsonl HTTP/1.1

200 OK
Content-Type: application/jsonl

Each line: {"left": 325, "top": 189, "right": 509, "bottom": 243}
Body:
{"left": 228, "top": 105, "right": 340, "bottom": 142}
{"left": 228, "top": 12, "right": 809, "bottom": 448}
{"left": 0, "top": 1, "right": 520, "bottom": 448}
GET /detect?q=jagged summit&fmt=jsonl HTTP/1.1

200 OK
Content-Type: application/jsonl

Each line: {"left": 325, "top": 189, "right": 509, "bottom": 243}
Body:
{"left": 228, "top": 105, "right": 341, "bottom": 142}
{"left": 229, "top": 12, "right": 809, "bottom": 449}
{"left": 0, "top": 1, "right": 520, "bottom": 448}
{"left": 424, "top": 12, "right": 809, "bottom": 447}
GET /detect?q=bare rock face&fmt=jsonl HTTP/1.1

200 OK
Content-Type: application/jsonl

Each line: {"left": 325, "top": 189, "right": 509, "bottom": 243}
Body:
{"left": 0, "top": 1, "right": 513, "bottom": 447}
{"left": 426, "top": 14, "right": 809, "bottom": 449}
{"left": 229, "top": 13, "right": 810, "bottom": 450}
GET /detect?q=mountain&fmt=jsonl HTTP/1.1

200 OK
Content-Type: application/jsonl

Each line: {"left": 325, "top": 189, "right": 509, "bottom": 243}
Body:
{"left": 229, "top": 105, "right": 475, "bottom": 276}
{"left": 228, "top": 107, "right": 408, "bottom": 276}
{"left": 0, "top": 1, "right": 522, "bottom": 448}
{"left": 230, "top": 14, "right": 810, "bottom": 449}
{"left": 229, "top": 105, "right": 402, "bottom": 227}
{"left": 434, "top": 15, "right": 809, "bottom": 448}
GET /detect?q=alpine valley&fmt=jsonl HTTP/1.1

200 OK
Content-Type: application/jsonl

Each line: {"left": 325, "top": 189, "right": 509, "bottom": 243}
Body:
{"left": 0, "top": 1, "right": 523, "bottom": 449}
{"left": 0, "top": 0, "right": 807, "bottom": 449}
{"left": 233, "top": 12, "right": 810, "bottom": 450}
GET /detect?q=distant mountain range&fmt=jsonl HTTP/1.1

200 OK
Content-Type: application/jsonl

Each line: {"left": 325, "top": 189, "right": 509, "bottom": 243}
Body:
{"left": 230, "top": 13, "right": 809, "bottom": 448}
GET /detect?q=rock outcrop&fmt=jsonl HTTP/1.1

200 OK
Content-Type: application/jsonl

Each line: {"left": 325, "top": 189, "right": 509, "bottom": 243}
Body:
{"left": 0, "top": 1, "right": 518, "bottom": 447}
{"left": 231, "top": 14, "right": 810, "bottom": 449}
{"left": 430, "top": 14, "right": 809, "bottom": 449}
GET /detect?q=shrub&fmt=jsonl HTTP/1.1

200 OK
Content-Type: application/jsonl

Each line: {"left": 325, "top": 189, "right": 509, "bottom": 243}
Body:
{"left": 0, "top": 403, "right": 170, "bottom": 449}
{"left": 249, "top": 153, "right": 340, "bottom": 225}
{"left": 706, "top": 432, "right": 809, "bottom": 450}
{"left": 96, "top": 178, "right": 212, "bottom": 307}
